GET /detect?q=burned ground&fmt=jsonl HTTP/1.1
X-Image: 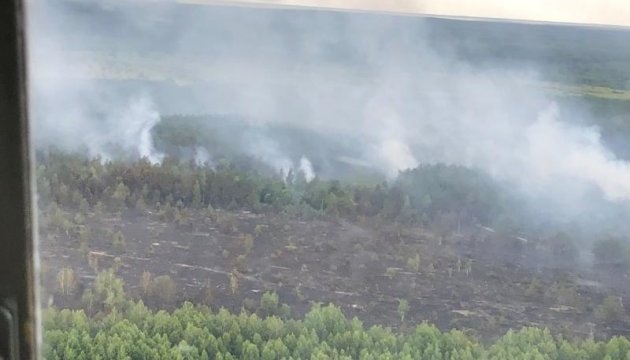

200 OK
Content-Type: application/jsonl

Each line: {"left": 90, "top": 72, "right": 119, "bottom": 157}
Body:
{"left": 39, "top": 207, "right": 630, "bottom": 342}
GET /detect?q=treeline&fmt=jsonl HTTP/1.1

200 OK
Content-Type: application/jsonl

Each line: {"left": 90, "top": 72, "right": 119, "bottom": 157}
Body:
{"left": 36, "top": 151, "right": 504, "bottom": 228}
{"left": 44, "top": 271, "right": 630, "bottom": 360}
{"left": 38, "top": 150, "right": 630, "bottom": 270}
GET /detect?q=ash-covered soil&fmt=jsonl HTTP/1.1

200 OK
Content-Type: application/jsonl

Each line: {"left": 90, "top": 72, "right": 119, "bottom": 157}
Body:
{"left": 40, "top": 208, "right": 630, "bottom": 341}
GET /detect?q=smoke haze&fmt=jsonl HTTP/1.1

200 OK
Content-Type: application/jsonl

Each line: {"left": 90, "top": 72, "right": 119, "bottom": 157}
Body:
{"left": 27, "top": 1, "right": 630, "bottom": 223}
{"left": 222, "top": 0, "right": 630, "bottom": 27}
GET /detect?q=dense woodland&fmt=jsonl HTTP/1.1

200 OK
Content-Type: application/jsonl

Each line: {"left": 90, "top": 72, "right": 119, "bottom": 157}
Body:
{"left": 36, "top": 147, "right": 630, "bottom": 270}
{"left": 43, "top": 270, "right": 630, "bottom": 360}
{"left": 36, "top": 150, "right": 502, "bottom": 228}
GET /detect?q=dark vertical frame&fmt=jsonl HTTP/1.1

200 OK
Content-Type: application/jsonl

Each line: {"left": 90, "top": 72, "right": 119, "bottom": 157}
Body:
{"left": 0, "top": 0, "right": 38, "bottom": 359}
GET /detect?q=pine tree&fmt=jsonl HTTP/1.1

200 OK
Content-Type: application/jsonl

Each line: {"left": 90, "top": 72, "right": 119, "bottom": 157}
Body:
{"left": 397, "top": 299, "right": 409, "bottom": 322}
{"left": 192, "top": 180, "right": 202, "bottom": 208}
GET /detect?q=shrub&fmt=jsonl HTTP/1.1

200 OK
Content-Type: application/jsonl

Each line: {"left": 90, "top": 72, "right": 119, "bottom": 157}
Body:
{"left": 229, "top": 271, "right": 239, "bottom": 295}
{"left": 407, "top": 254, "right": 421, "bottom": 273}
{"left": 148, "top": 275, "right": 177, "bottom": 305}
{"left": 217, "top": 213, "right": 237, "bottom": 234}
{"left": 140, "top": 271, "right": 152, "bottom": 296}
{"left": 241, "top": 233, "right": 254, "bottom": 254}
{"left": 595, "top": 295, "right": 625, "bottom": 324}
{"left": 235, "top": 254, "right": 248, "bottom": 272}
{"left": 385, "top": 267, "right": 399, "bottom": 279}
{"left": 111, "top": 230, "right": 126, "bottom": 253}
{"left": 398, "top": 299, "right": 409, "bottom": 322}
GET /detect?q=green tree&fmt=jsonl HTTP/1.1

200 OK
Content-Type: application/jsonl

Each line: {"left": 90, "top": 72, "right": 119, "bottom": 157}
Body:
{"left": 397, "top": 299, "right": 409, "bottom": 322}
{"left": 140, "top": 271, "right": 152, "bottom": 297}
{"left": 81, "top": 269, "right": 127, "bottom": 314}
{"left": 192, "top": 180, "right": 202, "bottom": 208}
{"left": 595, "top": 295, "right": 625, "bottom": 324}
{"left": 241, "top": 233, "right": 254, "bottom": 254}
{"left": 111, "top": 181, "right": 130, "bottom": 210}
{"left": 260, "top": 291, "right": 279, "bottom": 317}
{"left": 149, "top": 275, "right": 177, "bottom": 305}
{"left": 407, "top": 254, "right": 421, "bottom": 273}
{"left": 56, "top": 267, "right": 77, "bottom": 296}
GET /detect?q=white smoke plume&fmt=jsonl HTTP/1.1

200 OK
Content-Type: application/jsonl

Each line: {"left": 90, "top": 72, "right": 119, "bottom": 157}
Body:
{"left": 521, "top": 104, "right": 630, "bottom": 202}
{"left": 26, "top": 2, "right": 630, "bottom": 213}
{"left": 27, "top": 1, "right": 166, "bottom": 164}
{"left": 245, "top": 135, "right": 294, "bottom": 178}
{"left": 31, "top": 85, "right": 165, "bottom": 164}
{"left": 123, "top": 96, "right": 165, "bottom": 164}
{"left": 194, "top": 146, "right": 213, "bottom": 167}
{"left": 299, "top": 156, "right": 316, "bottom": 182}
{"left": 375, "top": 139, "right": 418, "bottom": 178}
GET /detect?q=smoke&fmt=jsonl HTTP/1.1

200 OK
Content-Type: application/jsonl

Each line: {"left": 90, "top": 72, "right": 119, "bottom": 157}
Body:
{"left": 31, "top": 83, "right": 165, "bottom": 163}
{"left": 244, "top": 134, "right": 317, "bottom": 181}
{"left": 27, "top": 0, "right": 167, "bottom": 164}
{"left": 194, "top": 146, "right": 213, "bottom": 167}
{"left": 245, "top": 134, "right": 294, "bottom": 177}
{"left": 27, "top": 2, "right": 630, "bottom": 217}
{"left": 123, "top": 96, "right": 165, "bottom": 164}
{"left": 299, "top": 156, "right": 316, "bottom": 182}
{"left": 522, "top": 104, "right": 630, "bottom": 202}
{"left": 375, "top": 139, "right": 418, "bottom": 178}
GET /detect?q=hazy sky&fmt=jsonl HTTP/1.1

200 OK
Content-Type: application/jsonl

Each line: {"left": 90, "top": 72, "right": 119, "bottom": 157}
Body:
{"left": 183, "top": 0, "right": 630, "bottom": 27}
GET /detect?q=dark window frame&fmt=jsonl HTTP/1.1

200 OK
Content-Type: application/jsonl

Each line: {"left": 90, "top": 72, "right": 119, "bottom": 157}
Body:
{"left": 0, "top": 0, "right": 39, "bottom": 359}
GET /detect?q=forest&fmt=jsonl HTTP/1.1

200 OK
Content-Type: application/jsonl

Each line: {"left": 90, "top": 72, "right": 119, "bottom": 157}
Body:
{"left": 42, "top": 275, "right": 630, "bottom": 360}
{"left": 37, "top": 143, "right": 630, "bottom": 353}
{"left": 31, "top": 1, "right": 630, "bottom": 358}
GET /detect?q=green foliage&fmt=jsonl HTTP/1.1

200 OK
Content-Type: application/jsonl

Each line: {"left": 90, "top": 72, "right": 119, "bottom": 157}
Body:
{"left": 525, "top": 277, "right": 543, "bottom": 299}
{"left": 595, "top": 296, "right": 625, "bottom": 324}
{"left": 77, "top": 227, "right": 91, "bottom": 251}
{"left": 56, "top": 268, "right": 77, "bottom": 296}
{"left": 385, "top": 267, "right": 399, "bottom": 279}
{"left": 241, "top": 233, "right": 254, "bottom": 254}
{"left": 259, "top": 291, "right": 279, "bottom": 316}
{"left": 229, "top": 271, "right": 239, "bottom": 295}
{"left": 140, "top": 271, "right": 152, "bottom": 296}
{"left": 397, "top": 299, "right": 409, "bottom": 322}
{"left": 235, "top": 254, "right": 247, "bottom": 273}
{"left": 46, "top": 202, "right": 73, "bottom": 233}
{"left": 406, "top": 254, "right": 421, "bottom": 273}
{"left": 192, "top": 180, "right": 202, "bottom": 208}
{"left": 200, "top": 280, "right": 213, "bottom": 306}
{"left": 81, "top": 269, "right": 128, "bottom": 315}
{"left": 36, "top": 153, "right": 510, "bottom": 230}
{"left": 254, "top": 224, "right": 264, "bottom": 237}
{"left": 111, "top": 181, "right": 130, "bottom": 210}
{"left": 258, "top": 291, "right": 290, "bottom": 319}
{"left": 42, "top": 298, "right": 630, "bottom": 360}
{"left": 149, "top": 275, "right": 177, "bottom": 305}
{"left": 111, "top": 230, "right": 126, "bottom": 253}
{"left": 217, "top": 213, "right": 238, "bottom": 234}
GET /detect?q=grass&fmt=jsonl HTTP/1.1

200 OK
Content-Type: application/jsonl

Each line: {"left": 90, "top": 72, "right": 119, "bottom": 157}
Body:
{"left": 542, "top": 82, "right": 630, "bottom": 101}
